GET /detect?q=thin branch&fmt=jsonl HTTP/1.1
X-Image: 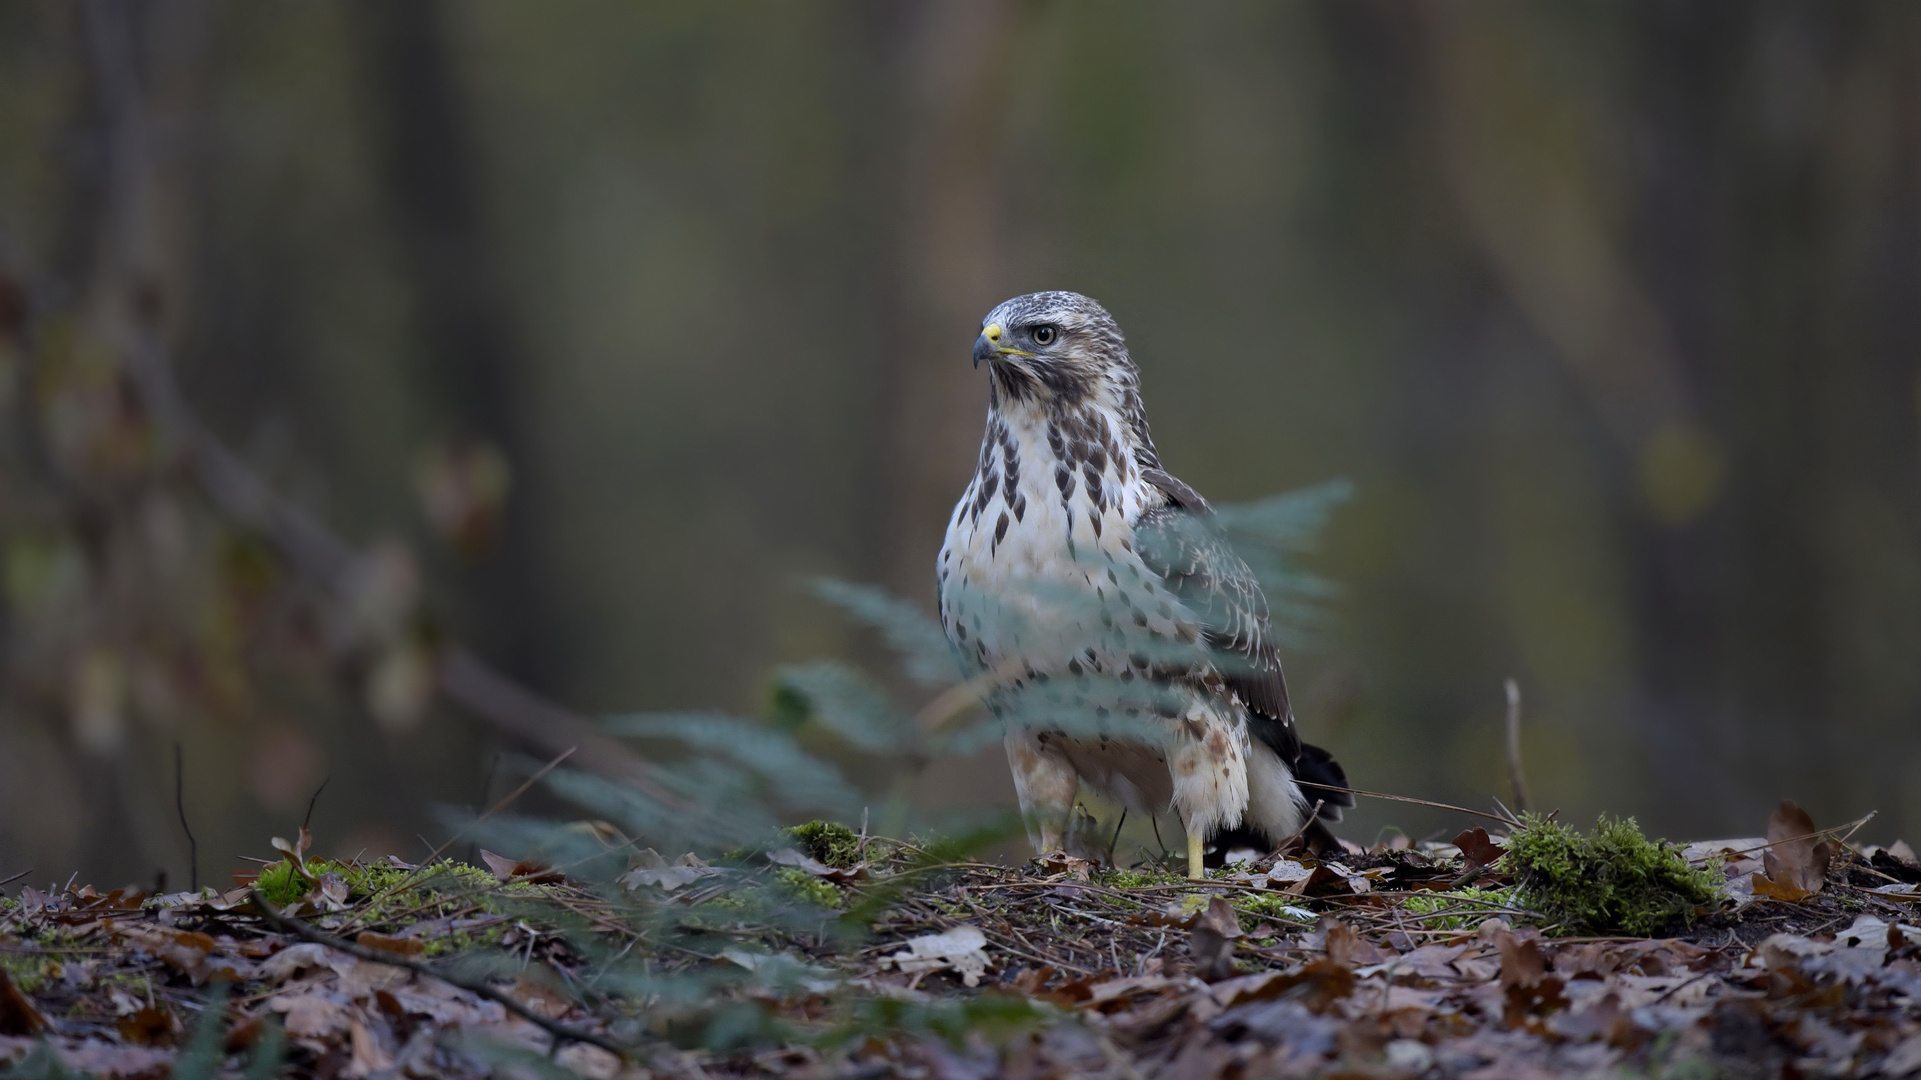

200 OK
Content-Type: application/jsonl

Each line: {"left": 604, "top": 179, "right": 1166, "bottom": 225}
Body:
{"left": 1503, "top": 678, "right": 1530, "bottom": 814}
{"left": 1295, "top": 780, "right": 1521, "bottom": 826}
{"left": 302, "top": 777, "right": 331, "bottom": 834}
{"left": 175, "top": 743, "right": 197, "bottom": 893}
{"left": 248, "top": 891, "right": 633, "bottom": 1062}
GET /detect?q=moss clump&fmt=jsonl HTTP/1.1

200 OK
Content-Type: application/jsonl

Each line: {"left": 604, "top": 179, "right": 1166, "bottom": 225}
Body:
{"left": 1503, "top": 815, "right": 1721, "bottom": 937}
{"left": 1101, "top": 866, "right": 1183, "bottom": 890}
{"left": 0, "top": 954, "right": 54, "bottom": 994}
{"left": 772, "top": 868, "right": 843, "bottom": 909}
{"left": 255, "top": 859, "right": 323, "bottom": 906}
{"left": 784, "top": 821, "right": 863, "bottom": 869}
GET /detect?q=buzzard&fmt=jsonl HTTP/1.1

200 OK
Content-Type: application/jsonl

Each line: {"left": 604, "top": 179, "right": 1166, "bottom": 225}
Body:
{"left": 936, "top": 291, "right": 1350, "bottom": 879}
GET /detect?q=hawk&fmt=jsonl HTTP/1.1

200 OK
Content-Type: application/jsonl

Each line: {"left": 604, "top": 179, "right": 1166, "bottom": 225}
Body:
{"left": 937, "top": 291, "right": 1350, "bottom": 879}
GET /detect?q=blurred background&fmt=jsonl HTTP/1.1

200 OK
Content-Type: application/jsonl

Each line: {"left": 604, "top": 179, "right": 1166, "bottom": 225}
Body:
{"left": 3, "top": 0, "right": 1919, "bottom": 887}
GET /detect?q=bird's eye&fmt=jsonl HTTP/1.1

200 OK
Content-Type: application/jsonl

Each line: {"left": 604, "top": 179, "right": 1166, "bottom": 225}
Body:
{"left": 1032, "top": 325, "right": 1057, "bottom": 346}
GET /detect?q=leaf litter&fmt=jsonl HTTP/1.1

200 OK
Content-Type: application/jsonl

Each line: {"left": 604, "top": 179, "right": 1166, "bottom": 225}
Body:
{"left": 1, "top": 805, "right": 1919, "bottom": 1078}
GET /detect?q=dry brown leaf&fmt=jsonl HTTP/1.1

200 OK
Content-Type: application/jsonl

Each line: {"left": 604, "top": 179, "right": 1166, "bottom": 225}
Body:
{"left": 1397, "top": 943, "right": 1468, "bottom": 981}
{"left": 271, "top": 993, "right": 352, "bottom": 1039}
{"left": 114, "top": 1004, "right": 177, "bottom": 1046}
{"left": 344, "top": 1018, "right": 394, "bottom": 1079}
{"left": 478, "top": 848, "right": 563, "bottom": 884}
{"left": 1454, "top": 827, "right": 1505, "bottom": 872}
{"left": 1755, "top": 799, "right": 1835, "bottom": 901}
{"left": 0, "top": 971, "right": 47, "bottom": 1036}
{"left": 1495, "top": 931, "right": 1548, "bottom": 990}
{"left": 1269, "top": 959, "right": 1357, "bottom": 1014}
{"left": 318, "top": 871, "right": 351, "bottom": 908}
{"left": 1495, "top": 931, "right": 1568, "bottom": 1022}
{"left": 1321, "top": 918, "right": 1387, "bottom": 967}
{"left": 355, "top": 932, "right": 426, "bottom": 958}
{"left": 1190, "top": 896, "right": 1245, "bottom": 981}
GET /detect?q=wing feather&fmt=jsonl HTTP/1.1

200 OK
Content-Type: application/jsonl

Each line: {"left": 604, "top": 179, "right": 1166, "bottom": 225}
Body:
{"left": 1134, "top": 468, "right": 1301, "bottom": 765}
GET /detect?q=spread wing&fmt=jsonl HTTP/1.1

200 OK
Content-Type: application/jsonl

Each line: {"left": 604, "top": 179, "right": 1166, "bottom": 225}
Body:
{"left": 1133, "top": 468, "right": 1301, "bottom": 765}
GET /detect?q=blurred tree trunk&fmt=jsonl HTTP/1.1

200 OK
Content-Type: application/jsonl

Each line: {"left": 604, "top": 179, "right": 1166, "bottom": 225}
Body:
{"left": 875, "top": 0, "right": 1022, "bottom": 604}
{"left": 348, "top": 0, "right": 555, "bottom": 694}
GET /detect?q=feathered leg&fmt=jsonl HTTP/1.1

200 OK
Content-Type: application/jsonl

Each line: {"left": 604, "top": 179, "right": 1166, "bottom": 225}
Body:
{"left": 1004, "top": 730, "right": 1077, "bottom": 853}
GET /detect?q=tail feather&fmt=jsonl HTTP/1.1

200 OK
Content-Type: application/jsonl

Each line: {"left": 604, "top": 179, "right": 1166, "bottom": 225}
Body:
{"left": 1201, "top": 742, "right": 1352, "bottom": 867}
{"left": 1295, "top": 742, "right": 1352, "bottom": 822}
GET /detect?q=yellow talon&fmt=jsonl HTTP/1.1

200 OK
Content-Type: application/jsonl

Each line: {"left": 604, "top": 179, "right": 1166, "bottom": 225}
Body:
{"left": 1187, "top": 831, "right": 1206, "bottom": 880}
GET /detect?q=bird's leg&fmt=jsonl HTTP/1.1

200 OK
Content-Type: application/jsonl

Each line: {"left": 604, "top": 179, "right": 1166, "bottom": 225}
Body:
{"left": 1005, "top": 730, "right": 1076, "bottom": 856}
{"left": 1186, "top": 827, "right": 1206, "bottom": 880}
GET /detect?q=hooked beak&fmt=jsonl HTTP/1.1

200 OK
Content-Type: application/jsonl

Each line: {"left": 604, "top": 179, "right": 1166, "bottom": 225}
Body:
{"left": 972, "top": 322, "right": 1033, "bottom": 368}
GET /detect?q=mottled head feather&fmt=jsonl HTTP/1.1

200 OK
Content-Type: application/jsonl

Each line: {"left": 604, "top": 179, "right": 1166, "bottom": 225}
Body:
{"left": 977, "top": 291, "right": 1156, "bottom": 462}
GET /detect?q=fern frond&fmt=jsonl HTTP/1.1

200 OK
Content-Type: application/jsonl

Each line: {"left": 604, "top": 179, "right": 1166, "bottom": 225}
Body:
{"left": 807, "top": 578, "right": 955, "bottom": 685}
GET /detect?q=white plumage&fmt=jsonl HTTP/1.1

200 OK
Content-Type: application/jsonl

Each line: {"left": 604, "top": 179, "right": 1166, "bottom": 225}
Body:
{"left": 936, "top": 291, "right": 1350, "bottom": 878}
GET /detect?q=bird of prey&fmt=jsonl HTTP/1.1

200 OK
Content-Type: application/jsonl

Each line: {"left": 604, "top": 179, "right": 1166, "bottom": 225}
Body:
{"left": 937, "top": 291, "right": 1350, "bottom": 879}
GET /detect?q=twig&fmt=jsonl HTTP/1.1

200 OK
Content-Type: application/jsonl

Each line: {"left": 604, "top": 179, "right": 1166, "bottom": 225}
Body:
{"left": 248, "top": 890, "right": 632, "bottom": 1062}
{"left": 302, "top": 777, "right": 331, "bottom": 834}
{"left": 1503, "top": 678, "right": 1530, "bottom": 814}
{"left": 1266, "top": 798, "right": 1326, "bottom": 860}
{"left": 0, "top": 868, "right": 31, "bottom": 890}
{"left": 175, "top": 743, "right": 197, "bottom": 893}
{"left": 1709, "top": 811, "right": 1879, "bottom": 860}
{"left": 1295, "top": 781, "right": 1520, "bottom": 826}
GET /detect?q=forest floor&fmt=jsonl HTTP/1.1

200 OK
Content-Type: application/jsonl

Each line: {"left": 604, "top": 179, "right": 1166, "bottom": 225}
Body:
{"left": 2, "top": 812, "right": 1919, "bottom": 1080}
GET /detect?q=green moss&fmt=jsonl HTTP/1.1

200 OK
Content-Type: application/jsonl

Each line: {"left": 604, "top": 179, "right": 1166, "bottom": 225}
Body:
{"left": 255, "top": 860, "right": 316, "bottom": 906}
{"left": 1101, "top": 866, "right": 1183, "bottom": 890}
{"left": 784, "top": 821, "right": 864, "bottom": 868}
{"left": 419, "top": 924, "right": 509, "bottom": 958}
{"left": 0, "top": 953, "right": 55, "bottom": 994}
{"left": 773, "top": 868, "right": 843, "bottom": 910}
{"left": 1503, "top": 815, "right": 1721, "bottom": 937}
{"left": 1227, "top": 891, "right": 1314, "bottom": 921}
{"left": 1402, "top": 887, "right": 1517, "bottom": 930}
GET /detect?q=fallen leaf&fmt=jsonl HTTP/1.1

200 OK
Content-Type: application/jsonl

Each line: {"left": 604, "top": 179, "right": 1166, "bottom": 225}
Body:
{"left": 1321, "top": 918, "right": 1387, "bottom": 967}
{"left": 270, "top": 828, "right": 315, "bottom": 874}
{"left": 1268, "top": 958, "right": 1357, "bottom": 1014}
{"left": 1495, "top": 932, "right": 1548, "bottom": 990}
{"left": 1884, "top": 1032, "right": 1921, "bottom": 1078}
{"left": 1210, "top": 998, "right": 1340, "bottom": 1056}
{"left": 1397, "top": 943, "right": 1468, "bottom": 981}
{"left": 885, "top": 926, "right": 991, "bottom": 987}
{"left": 1190, "top": 897, "right": 1244, "bottom": 981}
{"left": 344, "top": 1018, "right": 393, "bottom": 1078}
{"left": 259, "top": 942, "right": 336, "bottom": 983}
{"left": 1755, "top": 800, "right": 1834, "bottom": 901}
{"left": 1036, "top": 852, "right": 1095, "bottom": 880}
{"left": 271, "top": 993, "right": 352, "bottom": 1039}
{"left": 0, "top": 971, "right": 46, "bottom": 1036}
{"left": 1547, "top": 991, "right": 1635, "bottom": 1046}
{"left": 355, "top": 932, "right": 425, "bottom": 958}
{"left": 478, "top": 849, "right": 563, "bottom": 884}
{"left": 318, "top": 872, "right": 351, "bottom": 908}
{"left": 1454, "top": 827, "right": 1505, "bottom": 872}
{"left": 620, "top": 849, "right": 721, "bottom": 892}
{"left": 115, "top": 1004, "right": 177, "bottom": 1046}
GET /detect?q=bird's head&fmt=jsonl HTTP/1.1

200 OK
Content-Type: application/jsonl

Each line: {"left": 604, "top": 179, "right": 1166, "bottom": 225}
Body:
{"left": 972, "top": 291, "right": 1137, "bottom": 410}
